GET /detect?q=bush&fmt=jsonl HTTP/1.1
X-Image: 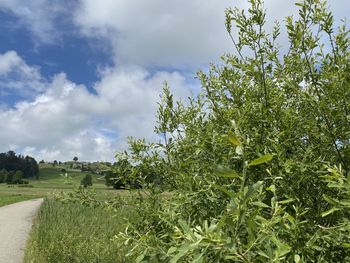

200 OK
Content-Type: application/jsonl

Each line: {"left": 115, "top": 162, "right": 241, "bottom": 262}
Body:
{"left": 109, "top": 0, "right": 350, "bottom": 261}
{"left": 80, "top": 174, "right": 93, "bottom": 188}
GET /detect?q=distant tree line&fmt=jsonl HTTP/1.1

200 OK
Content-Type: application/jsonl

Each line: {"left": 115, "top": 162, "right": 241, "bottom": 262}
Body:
{"left": 0, "top": 151, "right": 39, "bottom": 183}
{"left": 0, "top": 169, "right": 29, "bottom": 185}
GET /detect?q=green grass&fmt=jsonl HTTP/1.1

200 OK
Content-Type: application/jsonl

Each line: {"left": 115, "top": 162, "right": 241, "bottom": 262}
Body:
{"left": 0, "top": 164, "right": 113, "bottom": 201}
{"left": 0, "top": 194, "right": 40, "bottom": 207}
{"left": 24, "top": 199, "right": 132, "bottom": 263}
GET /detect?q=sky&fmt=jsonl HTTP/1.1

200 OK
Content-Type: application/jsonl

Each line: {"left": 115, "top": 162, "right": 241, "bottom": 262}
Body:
{"left": 0, "top": 0, "right": 348, "bottom": 162}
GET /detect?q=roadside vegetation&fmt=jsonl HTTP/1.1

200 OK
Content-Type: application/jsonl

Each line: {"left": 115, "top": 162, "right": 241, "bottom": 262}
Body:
{"left": 23, "top": 0, "right": 350, "bottom": 262}
{"left": 24, "top": 198, "right": 132, "bottom": 263}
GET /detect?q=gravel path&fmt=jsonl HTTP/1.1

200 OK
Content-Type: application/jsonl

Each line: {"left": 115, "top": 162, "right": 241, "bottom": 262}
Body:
{"left": 0, "top": 198, "right": 43, "bottom": 263}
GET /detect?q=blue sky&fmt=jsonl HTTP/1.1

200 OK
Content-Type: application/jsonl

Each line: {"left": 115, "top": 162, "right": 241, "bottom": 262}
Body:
{"left": 0, "top": 0, "right": 348, "bottom": 161}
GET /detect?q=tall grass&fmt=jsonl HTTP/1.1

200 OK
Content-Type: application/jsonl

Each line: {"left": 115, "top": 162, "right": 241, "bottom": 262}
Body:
{"left": 24, "top": 199, "right": 132, "bottom": 263}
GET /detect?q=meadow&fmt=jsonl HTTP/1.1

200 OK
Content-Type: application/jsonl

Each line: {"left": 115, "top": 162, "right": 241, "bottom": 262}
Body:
{"left": 0, "top": 163, "right": 113, "bottom": 207}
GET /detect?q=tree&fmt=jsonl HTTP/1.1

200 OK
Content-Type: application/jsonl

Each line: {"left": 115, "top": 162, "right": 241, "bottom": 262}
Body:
{"left": 73, "top": 156, "right": 78, "bottom": 162}
{"left": 80, "top": 174, "right": 93, "bottom": 188}
{"left": 0, "top": 169, "right": 7, "bottom": 184}
{"left": 0, "top": 151, "right": 39, "bottom": 178}
{"left": 5, "top": 171, "right": 14, "bottom": 184}
{"left": 24, "top": 156, "right": 39, "bottom": 179}
{"left": 12, "top": 170, "right": 23, "bottom": 184}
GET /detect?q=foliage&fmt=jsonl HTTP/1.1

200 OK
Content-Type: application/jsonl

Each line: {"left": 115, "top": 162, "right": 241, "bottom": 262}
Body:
{"left": 106, "top": 145, "right": 165, "bottom": 189}
{"left": 0, "top": 169, "right": 7, "bottom": 183}
{"left": 80, "top": 174, "right": 93, "bottom": 188}
{"left": 12, "top": 170, "right": 24, "bottom": 184}
{"left": 0, "top": 151, "right": 39, "bottom": 178}
{"left": 59, "top": 0, "right": 350, "bottom": 261}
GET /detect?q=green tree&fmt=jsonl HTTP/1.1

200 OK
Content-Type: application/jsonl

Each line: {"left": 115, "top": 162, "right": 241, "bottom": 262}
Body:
{"left": 0, "top": 169, "right": 7, "bottom": 184}
{"left": 81, "top": 174, "right": 93, "bottom": 188}
{"left": 12, "top": 170, "right": 23, "bottom": 184}
{"left": 5, "top": 171, "right": 14, "bottom": 184}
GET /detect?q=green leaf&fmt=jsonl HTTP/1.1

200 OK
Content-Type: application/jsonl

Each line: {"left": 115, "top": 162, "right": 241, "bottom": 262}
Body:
{"left": 257, "top": 250, "right": 270, "bottom": 259}
{"left": 278, "top": 198, "right": 294, "bottom": 204}
{"left": 248, "top": 154, "right": 273, "bottom": 166}
{"left": 294, "top": 254, "right": 301, "bottom": 263}
{"left": 191, "top": 253, "right": 204, "bottom": 263}
{"left": 321, "top": 207, "right": 340, "bottom": 217}
{"left": 322, "top": 194, "right": 341, "bottom": 206}
{"left": 228, "top": 131, "right": 242, "bottom": 146}
{"left": 215, "top": 165, "right": 241, "bottom": 179}
{"left": 178, "top": 219, "right": 193, "bottom": 236}
{"left": 213, "top": 185, "right": 235, "bottom": 199}
{"left": 243, "top": 181, "right": 263, "bottom": 203}
{"left": 136, "top": 254, "right": 145, "bottom": 263}
{"left": 167, "top": 247, "right": 177, "bottom": 255}
{"left": 252, "top": 201, "right": 270, "bottom": 208}
{"left": 170, "top": 245, "right": 190, "bottom": 263}
{"left": 271, "top": 235, "right": 291, "bottom": 258}
{"left": 266, "top": 185, "right": 276, "bottom": 193}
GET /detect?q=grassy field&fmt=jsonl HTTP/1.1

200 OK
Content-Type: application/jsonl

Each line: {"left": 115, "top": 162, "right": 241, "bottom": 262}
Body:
{"left": 0, "top": 164, "right": 115, "bottom": 206}
{"left": 0, "top": 195, "right": 41, "bottom": 207}
{"left": 24, "top": 199, "right": 133, "bottom": 263}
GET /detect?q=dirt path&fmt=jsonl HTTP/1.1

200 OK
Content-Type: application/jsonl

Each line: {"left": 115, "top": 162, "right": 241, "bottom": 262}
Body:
{"left": 0, "top": 198, "right": 43, "bottom": 263}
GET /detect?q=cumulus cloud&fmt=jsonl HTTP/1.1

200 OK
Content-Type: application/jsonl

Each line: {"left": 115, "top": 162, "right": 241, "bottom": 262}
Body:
{"left": 0, "top": 55, "right": 191, "bottom": 161}
{"left": 74, "top": 0, "right": 350, "bottom": 68}
{"left": 74, "top": 0, "right": 234, "bottom": 67}
{"left": 0, "top": 51, "right": 45, "bottom": 97}
{"left": 0, "top": 0, "right": 73, "bottom": 44}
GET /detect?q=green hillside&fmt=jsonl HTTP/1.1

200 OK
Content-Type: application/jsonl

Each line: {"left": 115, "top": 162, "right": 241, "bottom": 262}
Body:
{"left": 0, "top": 163, "right": 111, "bottom": 205}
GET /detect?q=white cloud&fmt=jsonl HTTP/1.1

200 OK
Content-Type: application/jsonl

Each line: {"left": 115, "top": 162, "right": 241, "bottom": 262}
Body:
{"left": 0, "top": 0, "right": 72, "bottom": 44}
{"left": 0, "top": 55, "right": 191, "bottom": 161}
{"left": 74, "top": 0, "right": 234, "bottom": 67}
{"left": 74, "top": 0, "right": 349, "bottom": 68}
{"left": 0, "top": 51, "right": 45, "bottom": 96}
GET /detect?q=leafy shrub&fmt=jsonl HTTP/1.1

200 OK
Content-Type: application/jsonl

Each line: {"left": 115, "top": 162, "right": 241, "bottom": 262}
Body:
{"left": 80, "top": 174, "right": 93, "bottom": 188}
